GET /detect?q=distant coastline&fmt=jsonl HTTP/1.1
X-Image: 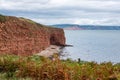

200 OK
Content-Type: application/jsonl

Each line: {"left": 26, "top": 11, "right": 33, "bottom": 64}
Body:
{"left": 51, "top": 24, "right": 120, "bottom": 30}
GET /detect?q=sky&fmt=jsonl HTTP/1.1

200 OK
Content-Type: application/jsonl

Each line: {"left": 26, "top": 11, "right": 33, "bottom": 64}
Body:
{"left": 0, "top": 0, "right": 120, "bottom": 25}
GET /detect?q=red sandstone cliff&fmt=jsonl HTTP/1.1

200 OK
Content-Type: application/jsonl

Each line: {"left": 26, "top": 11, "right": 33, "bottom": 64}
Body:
{"left": 0, "top": 15, "right": 65, "bottom": 56}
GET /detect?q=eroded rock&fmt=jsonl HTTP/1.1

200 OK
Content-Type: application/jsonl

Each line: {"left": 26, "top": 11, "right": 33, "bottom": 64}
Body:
{"left": 0, "top": 15, "right": 65, "bottom": 56}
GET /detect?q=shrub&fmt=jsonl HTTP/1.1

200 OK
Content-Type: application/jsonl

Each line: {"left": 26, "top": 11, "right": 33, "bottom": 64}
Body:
{"left": 0, "top": 54, "right": 119, "bottom": 80}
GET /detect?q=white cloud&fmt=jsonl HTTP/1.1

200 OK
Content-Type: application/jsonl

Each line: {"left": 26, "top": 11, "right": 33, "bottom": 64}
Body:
{"left": 74, "top": 18, "right": 120, "bottom": 25}
{"left": 0, "top": 0, "right": 120, "bottom": 25}
{"left": 1, "top": 0, "right": 120, "bottom": 11}
{"left": 31, "top": 18, "right": 75, "bottom": 25}
{"left": 31, "top": 17, "right": 120, "bottom": 26}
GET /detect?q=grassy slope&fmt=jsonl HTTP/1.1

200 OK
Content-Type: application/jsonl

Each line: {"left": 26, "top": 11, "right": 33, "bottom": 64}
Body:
{"left": 0, "top": 14, "right": 6, "bottom": 22}
{"left": 0, "top": 54, "right": 119, "bottom": 80}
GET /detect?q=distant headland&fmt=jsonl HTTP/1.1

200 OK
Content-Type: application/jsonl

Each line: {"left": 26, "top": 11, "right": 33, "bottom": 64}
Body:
{"left": 52, "top": 24, "right": 120, "bottom": 30}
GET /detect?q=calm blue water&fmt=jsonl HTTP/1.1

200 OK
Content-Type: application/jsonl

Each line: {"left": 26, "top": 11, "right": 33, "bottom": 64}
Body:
{"left": 64, "top": 30, "right": 120, "bottom": 63}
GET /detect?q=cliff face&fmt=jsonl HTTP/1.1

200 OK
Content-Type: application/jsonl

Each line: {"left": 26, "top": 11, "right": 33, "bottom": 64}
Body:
{"left": 0, "top": 15, "right": 65, "bottom": 56}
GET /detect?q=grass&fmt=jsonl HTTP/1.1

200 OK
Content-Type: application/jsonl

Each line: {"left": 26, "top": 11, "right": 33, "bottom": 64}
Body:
{"left": 0, "top": 54, "right": 119, "bottom": 80}
{"left": 0, "top": 14, "right": 6, "bottom": 22}
{"left": 19, "top": 17, "right": 36, "bottom": 24}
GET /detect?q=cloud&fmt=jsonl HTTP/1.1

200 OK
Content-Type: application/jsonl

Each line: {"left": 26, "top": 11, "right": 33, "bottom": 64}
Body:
{"left": 1, "top": 0, "right": 120, "bottom": 11}
{"left": 0, "top": 0, "right": 120, "bottom": 25}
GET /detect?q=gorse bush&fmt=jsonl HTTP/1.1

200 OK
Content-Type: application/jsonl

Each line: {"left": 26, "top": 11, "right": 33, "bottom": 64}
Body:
{"left": 0, "top": 54, "right": 120, "bottom": 80}
{"left": 0, "top": 14, "right": 6, "bottom": 22}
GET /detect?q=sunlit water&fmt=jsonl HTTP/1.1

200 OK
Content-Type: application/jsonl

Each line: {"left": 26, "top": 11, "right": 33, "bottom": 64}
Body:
{"left": 64, "top": 30, "right": 120, "bottom": 63}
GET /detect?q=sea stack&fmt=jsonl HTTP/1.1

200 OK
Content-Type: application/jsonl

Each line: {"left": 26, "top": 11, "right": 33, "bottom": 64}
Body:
{"left": 0, "top": 14, "right": 65, "bottom": 56}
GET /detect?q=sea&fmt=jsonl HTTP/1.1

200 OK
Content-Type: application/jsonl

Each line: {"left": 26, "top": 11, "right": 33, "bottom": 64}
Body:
{"left": 64, "top": 30, "right": 120, "bottom": 63}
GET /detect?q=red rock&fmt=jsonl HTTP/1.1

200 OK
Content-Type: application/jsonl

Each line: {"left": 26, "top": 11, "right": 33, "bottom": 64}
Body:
{"left": 0, "top": 15, "right": 65, "bottom": 56}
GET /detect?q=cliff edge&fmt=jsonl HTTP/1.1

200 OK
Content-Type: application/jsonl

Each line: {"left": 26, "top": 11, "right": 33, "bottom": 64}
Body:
{"left": 0, "top": 14, "right": 65, "bottom": 56}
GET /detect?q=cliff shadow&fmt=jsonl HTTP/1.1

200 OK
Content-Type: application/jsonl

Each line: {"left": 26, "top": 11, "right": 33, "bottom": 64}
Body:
{"left": 50, "top": 36, "right": 60, "bottom": 45}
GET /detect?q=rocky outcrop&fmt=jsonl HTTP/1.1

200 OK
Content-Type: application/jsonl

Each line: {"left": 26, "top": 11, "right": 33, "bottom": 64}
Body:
{"left": 0, "top": 15, "right": 65, "bottom": 56}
